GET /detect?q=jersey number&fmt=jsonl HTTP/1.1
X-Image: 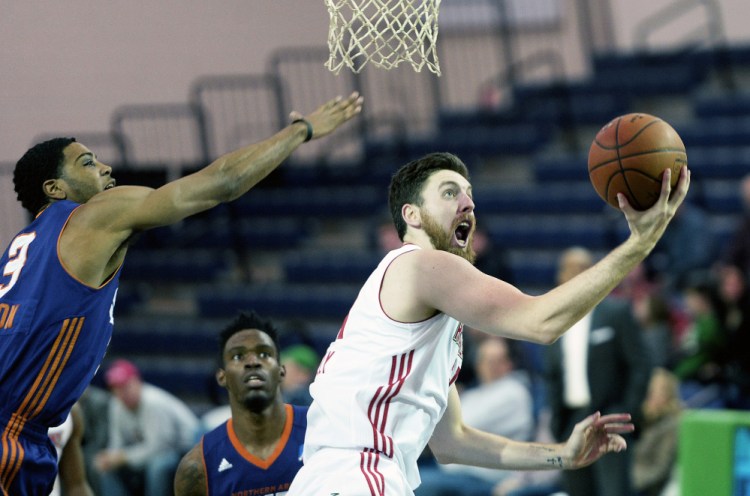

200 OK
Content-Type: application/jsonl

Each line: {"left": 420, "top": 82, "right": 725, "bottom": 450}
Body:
{"left": 0, "top": 233, "right": 36, "bottom": 298}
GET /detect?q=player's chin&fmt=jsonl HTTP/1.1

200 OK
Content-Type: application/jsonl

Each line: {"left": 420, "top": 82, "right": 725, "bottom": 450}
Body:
{"left": 242, "top": 393, "right": 274, "bottom": 411}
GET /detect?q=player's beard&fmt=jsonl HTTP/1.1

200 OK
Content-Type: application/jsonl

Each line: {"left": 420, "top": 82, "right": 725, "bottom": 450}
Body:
{"left": 420, "top": 210, "right": 476, "bottom": 264}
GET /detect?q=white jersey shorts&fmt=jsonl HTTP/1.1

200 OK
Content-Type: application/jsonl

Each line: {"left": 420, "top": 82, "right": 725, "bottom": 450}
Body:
{"left": 287, "top": 447, "right": 414, "bottom": 496}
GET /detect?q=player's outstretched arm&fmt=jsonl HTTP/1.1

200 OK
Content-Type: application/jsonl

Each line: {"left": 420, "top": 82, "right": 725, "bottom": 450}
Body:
{"left": 406, "top": 166, "right": 690, "bottom": 344}
{"left": 174, "top": 445, "right": 207, "bottom": 496}
{"left": 92, "top": 92, "right": 364, "bottom": 234}
{"left": 428, "top": 386, "right": 633, "bottom": 472}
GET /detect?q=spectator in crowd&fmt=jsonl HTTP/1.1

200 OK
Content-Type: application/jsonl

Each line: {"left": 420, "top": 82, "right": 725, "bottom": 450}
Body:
{"left": 632, "top": 289, "right": 675, "bottom": 369}
{"left": 280, "top": 344, "right": 319, "bottom": 406}
{"left": 415, "top": 337, "right": 535, "bottom": 496}
{"left": 632, "top": 368, "right": 682, "bottom": 496}
{"left": 645, "top": 201, "right": 717, "bottom": 291}
{"left": 544, "top": 246, "right": 652, "bottom": 496}
{"left": 78, "top": 385, "right": 112, "bottom": 494}
{"left": 94, "top": 359, "right": 199, "bottom": 496}
{"left": 174, "top": 311, "right": 307, "bottom": 496}
{"left": 48, "top": 403, "right": 94, "bottom": 496}
{"left": 715, "top": 264, "right": 750, "bottom": 408}
{"left": 720, "top": 173, "right": 750, "bottom": 280}
{"left": 671, "top": 274, "right": 727, "bottom": 384}
{"left": 472, "top": 225, "right": 513, "bottom": 284}
{"left": 375, "top": 212, "right": 404, "bottom": 253}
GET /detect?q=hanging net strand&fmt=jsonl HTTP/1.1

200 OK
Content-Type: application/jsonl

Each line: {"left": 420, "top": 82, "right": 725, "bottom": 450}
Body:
{"left": 325, "top": 0, "right": 442, "bottom": 75}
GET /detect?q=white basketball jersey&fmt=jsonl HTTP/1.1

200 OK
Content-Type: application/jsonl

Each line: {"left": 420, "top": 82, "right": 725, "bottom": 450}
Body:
{"left": 303, "top": 244, "right": 464, "bottom": 489}
{"left": 47, "top": 412, "right": 74, "bottom": 496}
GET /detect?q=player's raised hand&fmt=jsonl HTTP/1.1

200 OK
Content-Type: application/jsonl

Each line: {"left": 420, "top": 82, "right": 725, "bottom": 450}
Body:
{"left": 620, "top": 165, "right": 691, "bottom": 248}
{"left": 289, "top": 92, "right": 363, "bottom": 141}
{"left": 561, "top": 412, "right": 634, "bottom": 470}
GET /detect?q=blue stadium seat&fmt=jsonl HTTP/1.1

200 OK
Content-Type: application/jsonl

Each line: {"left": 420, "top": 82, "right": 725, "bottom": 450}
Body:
{"left": 197, "top": 284, "right": 358, "bottom": 320}
{"left": 121, "top": 249, "right": 231, "bottom": 283}
{"left": 231, "top": 186, "right": 380, "bottom": 217}
{"left": 474, "top": 183, "right": 604, "bottom": 215}
{"left": 283, "top": 251, "right": 380, "bottom": 284}
{"left": 532, "top": 153, "right": 589, "bottom": 183}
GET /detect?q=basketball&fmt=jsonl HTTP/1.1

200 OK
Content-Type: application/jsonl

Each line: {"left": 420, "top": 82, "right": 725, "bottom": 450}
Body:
{"left": 588, "top": 113, "right": 687, "bottom": 210}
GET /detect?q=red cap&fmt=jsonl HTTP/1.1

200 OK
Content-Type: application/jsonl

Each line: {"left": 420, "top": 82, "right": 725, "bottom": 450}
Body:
{"left": 105, "top": 359, "right": 140, "bottom": 388}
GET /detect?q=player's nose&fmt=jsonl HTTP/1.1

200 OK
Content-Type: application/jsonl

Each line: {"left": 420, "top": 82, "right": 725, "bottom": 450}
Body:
{"left": 458, "top": 192, "right": 474, "bottom": 212}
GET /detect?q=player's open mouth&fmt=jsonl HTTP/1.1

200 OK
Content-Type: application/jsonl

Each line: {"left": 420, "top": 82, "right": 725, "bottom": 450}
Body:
{"left": 244, "top": 373, "right": 266, "bottom": 387}
{"left": 105, "top": 181, "right": 116, "bottom": 190}
{"left": 453, "top": 220, "right": 472, "bottom": 248}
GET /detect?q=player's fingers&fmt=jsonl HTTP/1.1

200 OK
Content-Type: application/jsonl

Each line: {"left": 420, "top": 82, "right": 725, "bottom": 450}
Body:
{"left": 617, "top": 192, "right": 634, "bottom": 213}
{"left": 603, "top": 423, "right": 635, "bottom": 434}
{"left": 595, "top": 413, "right": 631, "bottom": 424}
{"left": 668, "top": 166, "right": 690, "bottom": 206}
{"left": 658, "top": 167, "right": 673, "bottom": 201}
{"left": 607, "top": 434, "right": 627, "bottom": 453}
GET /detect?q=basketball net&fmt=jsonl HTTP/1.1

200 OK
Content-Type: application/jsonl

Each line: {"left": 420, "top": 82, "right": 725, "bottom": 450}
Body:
{"left": 324, "top": 0, "right": 442, "bottom": 75}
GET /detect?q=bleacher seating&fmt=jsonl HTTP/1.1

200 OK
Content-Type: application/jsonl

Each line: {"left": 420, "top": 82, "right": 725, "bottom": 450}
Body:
{"left": 196, "top": 284, "right": 358, "bottom": 320}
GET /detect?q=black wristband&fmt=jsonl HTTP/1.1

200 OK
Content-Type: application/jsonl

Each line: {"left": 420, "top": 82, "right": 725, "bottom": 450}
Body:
{"left": 292, "top": 118, "right": 313, "bottom": 142}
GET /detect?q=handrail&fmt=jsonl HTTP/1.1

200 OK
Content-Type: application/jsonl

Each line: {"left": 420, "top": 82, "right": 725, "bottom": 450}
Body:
{"left": 633, "top": 0, "right": 725, "bottom": 51}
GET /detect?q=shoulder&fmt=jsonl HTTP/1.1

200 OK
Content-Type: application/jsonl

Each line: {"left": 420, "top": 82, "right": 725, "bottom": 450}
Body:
{"left": 291, "top": 405, "right": 309, "bottom": 428}
{"left": 175, "top": 444, "right": 207, "bottom": 496}
{"left": 389, "top": 246, "right": 470, "bottom": 276}
{"left": 68, "top": 185, "right": 153, "bottom": 230}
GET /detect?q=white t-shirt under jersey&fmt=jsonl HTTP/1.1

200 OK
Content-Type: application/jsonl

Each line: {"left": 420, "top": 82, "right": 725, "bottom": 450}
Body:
{"left": 302, "top": 244, "right": 464, "bottom": 489}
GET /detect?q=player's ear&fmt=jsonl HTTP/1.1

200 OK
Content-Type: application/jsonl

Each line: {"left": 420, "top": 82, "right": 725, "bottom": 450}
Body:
{"left": 279, "top": 364, "right": 286, "bottom": 379}
{"left": 215, "top": 369, "right": 226, "bottom": 387}
{"left": 402, "top": 203, "right": 420, "bottom": 229}
{"left": 43, "top": 178, "right": 67, "bottom": 201}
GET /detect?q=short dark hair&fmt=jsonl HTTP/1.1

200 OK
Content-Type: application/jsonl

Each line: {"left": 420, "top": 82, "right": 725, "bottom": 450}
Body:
{"left": 14, "top": 137, "right": 76, "bottom": 215}
{"left": 217, "top": 311, "right": 280, "bottom": 366}
{"left": 388, "top": 152, "right": 470, "bottom": 240}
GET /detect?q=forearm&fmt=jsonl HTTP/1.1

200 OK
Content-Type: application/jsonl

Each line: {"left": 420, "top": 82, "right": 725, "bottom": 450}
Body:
{"left": 532, "top": 236, "right": 652, "bottom": 342}
{"left": 202, "top": 122, "right": 308, "bottom": 203}
{"left": 433, "top": 425, "right": 567, "bottom": 471}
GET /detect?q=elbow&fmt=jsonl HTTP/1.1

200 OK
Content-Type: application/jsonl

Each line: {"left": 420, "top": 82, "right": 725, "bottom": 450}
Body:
{"left": 428, "top": 433, "right": 461, "bottom": 465}
{"left": 431, "top": 445, "right": 459, "bottom": 465}
{"left": 536, "top": 329, "right": 562, "bottom": 346}
{"left": 522, "top": 320, "right": 564, "bottom": 345}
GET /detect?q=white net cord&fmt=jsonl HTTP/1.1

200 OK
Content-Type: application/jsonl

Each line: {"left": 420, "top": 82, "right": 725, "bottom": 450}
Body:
{"left": 325, "top": 0, "right": 442, "bottom": 75}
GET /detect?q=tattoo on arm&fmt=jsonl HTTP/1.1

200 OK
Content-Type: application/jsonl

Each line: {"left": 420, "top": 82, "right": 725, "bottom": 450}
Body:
{"left": 546, "top": 456, "right": 564, "bottom": 469}
{"left": 175, "top": 457, "right": 206, "bottom": 496}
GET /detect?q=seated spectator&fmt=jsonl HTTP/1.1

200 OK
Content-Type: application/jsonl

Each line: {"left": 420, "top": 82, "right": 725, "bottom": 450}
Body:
{"left": 94, "top": 359, "right": 199, "bottom": 496}
{"left": 78, "top": 385, "right": 111, "bottom": 494}
{"left": 632, "top": 368, "right": 683, "bottom": 496}
{"left": 280, "top": 344, "right": 319, "bottom": 406}
{"left": 415, "top": 337, "right": 535, "bottom": 496}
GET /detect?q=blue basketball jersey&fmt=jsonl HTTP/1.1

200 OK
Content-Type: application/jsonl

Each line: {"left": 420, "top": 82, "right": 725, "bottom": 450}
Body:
{"left": 202, "top": 404, "right": 307, "bottom": 496}
{"left": 0, "top": 200, "right": 121, "bottom": 493}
